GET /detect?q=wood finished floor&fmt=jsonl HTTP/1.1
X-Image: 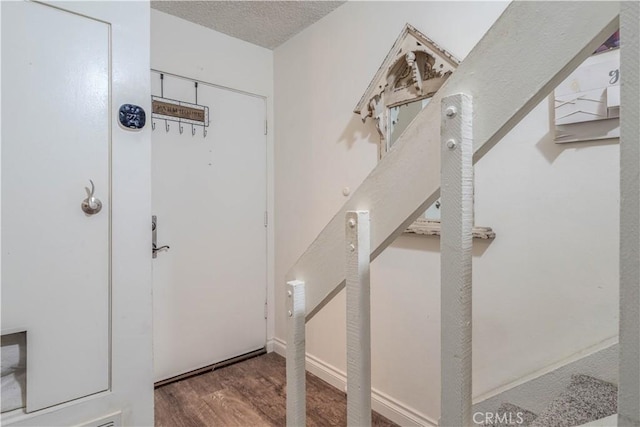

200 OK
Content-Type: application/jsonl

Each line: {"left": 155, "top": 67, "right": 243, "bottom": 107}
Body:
{"left": 155, "top": 352, "right": 398, "bottom": 427}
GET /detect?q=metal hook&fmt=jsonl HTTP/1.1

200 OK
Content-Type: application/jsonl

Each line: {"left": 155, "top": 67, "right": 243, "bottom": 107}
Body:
{"left": 192, "top": 124, "right": 196, "bottom": 136}
{"left": 165, "top": 120, "right": 170, "bottom": 133}
{"left": 152, "top": 120, "right": 156, "bottom": 131}
{"left": 81, "top": 179, "right": 102, "bottom": 215}
{"left": 179, "top": 121, "right": 184, "bottom": 135}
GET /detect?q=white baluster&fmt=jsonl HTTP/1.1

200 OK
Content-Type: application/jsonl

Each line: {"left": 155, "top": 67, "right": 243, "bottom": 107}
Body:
{"left": 346, "top": 211, "right": 371, "bottom": 427}
{"left": 440, "top": 93, "right": 474, "bottom": 427}
{"left": 619, "top": 3, "right": 639, "bottom": 426}
{"left": 286, "top": 280, "right": 306, "bottom": 427}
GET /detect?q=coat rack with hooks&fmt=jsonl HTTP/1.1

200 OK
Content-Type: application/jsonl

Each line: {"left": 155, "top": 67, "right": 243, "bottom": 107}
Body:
{"left": 151, "top": 72, "right": 209, "bottom": 137}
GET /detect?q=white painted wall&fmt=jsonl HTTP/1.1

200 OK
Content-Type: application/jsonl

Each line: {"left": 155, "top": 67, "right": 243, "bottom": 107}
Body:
{"left": 150, "top": 10, "right": 276, "bottom": 345}
{"left": 274, "top": 1, "right": 619, "bottom": 423}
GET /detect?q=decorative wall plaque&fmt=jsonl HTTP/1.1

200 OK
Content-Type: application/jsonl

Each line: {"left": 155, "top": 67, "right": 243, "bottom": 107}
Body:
{"left": 151, "top": 97, "right": 209, "bottom": 126}
{"left": 553, "top": 30, "right": 620, "bottom": 143}
{"left": 153, "top": 100, "right": 205, "bottom": 123}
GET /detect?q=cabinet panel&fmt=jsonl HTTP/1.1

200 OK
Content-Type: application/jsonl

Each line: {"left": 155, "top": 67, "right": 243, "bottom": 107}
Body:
{"left": 2, "top": 1, "right": 110, "bottom": 412}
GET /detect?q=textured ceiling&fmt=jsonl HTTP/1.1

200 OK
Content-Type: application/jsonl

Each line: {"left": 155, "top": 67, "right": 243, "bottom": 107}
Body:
{"left": 151, "top": 1, "right": 346, "bottom": 49}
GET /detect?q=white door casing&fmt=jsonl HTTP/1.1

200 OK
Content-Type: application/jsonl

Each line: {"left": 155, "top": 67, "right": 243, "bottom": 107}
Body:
{"left": 151, "top": 73, "right": 267, "bottom": 382}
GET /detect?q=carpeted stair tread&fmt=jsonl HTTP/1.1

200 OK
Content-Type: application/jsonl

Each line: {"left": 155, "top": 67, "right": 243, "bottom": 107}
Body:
{"left": 482, "top": 403, "right": 538, "bottom": 426}
{"left": 529, "top": 374, "right": 617, "bottom": 427}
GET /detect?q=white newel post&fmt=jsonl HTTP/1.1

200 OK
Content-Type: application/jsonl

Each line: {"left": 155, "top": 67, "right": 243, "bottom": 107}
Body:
{"left": 286, "top": 280, "right": 306, "bottom": 427}
{"left": 346, "top": 211, "right": 372, "bottom": 427}
{"left": 440, "top": 93, "right": 474, "bottom": 427}
{"left": 619, "top": 2, "right": 640, "bottom": 426}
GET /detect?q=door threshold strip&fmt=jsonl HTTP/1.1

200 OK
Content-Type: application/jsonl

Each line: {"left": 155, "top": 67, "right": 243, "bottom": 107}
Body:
{"left": 154, "top": 347, "right": 267, "bottom": 388}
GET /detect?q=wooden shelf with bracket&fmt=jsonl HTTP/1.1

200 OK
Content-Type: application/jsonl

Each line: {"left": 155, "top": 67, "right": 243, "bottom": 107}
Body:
{"left": 404, "top": 218, "right": 495, "bottom": 240}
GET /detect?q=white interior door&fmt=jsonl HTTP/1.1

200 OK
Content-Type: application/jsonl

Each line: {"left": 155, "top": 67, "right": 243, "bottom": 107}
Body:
{"left": 152, "top": 73, "right": 267, "bottom": 382}
{"left": 2, "top": 1, "right": 110, "bottom": 412}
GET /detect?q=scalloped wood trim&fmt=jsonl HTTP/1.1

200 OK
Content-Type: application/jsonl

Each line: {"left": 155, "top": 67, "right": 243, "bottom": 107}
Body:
{"left": 354, "top": 23, "right": 459, "bottom": 115}
{"left": 404, "top": 218, "right": 495, "bottom": 240}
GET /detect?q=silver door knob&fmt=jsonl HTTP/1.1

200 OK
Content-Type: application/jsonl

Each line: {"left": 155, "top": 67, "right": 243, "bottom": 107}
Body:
{"left": 81, "top": 180, "right": 102, "bottom": 215}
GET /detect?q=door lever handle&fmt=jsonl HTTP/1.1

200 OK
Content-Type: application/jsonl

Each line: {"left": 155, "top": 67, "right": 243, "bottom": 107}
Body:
{"left": 152, "top": 243, "right": 170, "bottom": 254}
{"left": 152, "top": 215, "right": 170, "bottom": 258}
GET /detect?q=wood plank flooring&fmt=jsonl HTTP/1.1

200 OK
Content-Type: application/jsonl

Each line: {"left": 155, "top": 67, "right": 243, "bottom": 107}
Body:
{"left": 155, "top": 352, "right": 398, "bottom": 427}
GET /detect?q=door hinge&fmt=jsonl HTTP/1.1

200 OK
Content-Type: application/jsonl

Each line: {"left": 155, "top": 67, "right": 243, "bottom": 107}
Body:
{"left": 264, "top": 119, "right": 268, "bottom": 136}
{"left": 264, "top": 211, "right": 268, "bottom": 227}
{"left": 264, "top": 302, "right": 268, "bottom": 319}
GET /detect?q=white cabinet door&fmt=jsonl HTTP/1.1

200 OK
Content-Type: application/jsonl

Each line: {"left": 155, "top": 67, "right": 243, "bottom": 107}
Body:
{"left": 2, "top": 1, "right": 110, "bottom": 412}
{"left": 152, "top": 74, "right": 267, "bottom": 381}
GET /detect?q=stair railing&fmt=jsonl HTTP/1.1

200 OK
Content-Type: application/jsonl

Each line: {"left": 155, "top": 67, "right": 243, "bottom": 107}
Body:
{"left": 285, "top": 2, "right": 623, "bottom": 426}
{"left": 618, "top": 2, "right": 639, "bottom": 426}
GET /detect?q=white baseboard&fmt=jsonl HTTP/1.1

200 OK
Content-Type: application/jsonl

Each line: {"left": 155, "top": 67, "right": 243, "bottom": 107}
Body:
{"left": 272, "top": 338, "right": 437, "bottom": 427}
{"left": 266, "top": 338, "right": 276, "bottom": 353}
{"left": 272, "top": 337, "right": 285, "bottom": 356}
